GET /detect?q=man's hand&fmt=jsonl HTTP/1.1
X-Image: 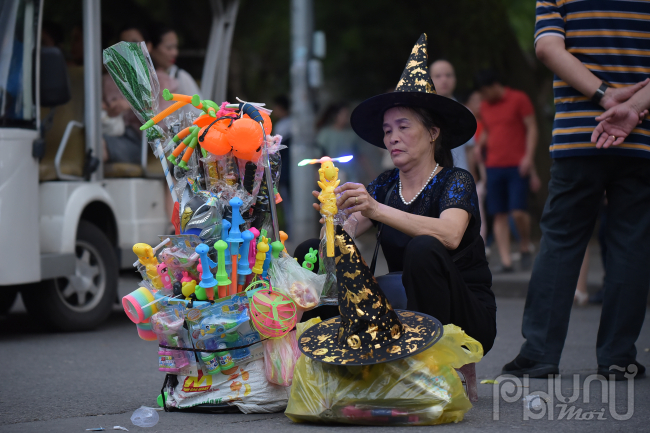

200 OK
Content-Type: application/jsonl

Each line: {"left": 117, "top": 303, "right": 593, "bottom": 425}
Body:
{"left": 600, "top": 79, "right": 650, "bottom": 110}
{"left": 518, "top": 155, "right": 533, "bottom": 177}
{"left": 591, "top": 103, "right": 649, "bottom": 148}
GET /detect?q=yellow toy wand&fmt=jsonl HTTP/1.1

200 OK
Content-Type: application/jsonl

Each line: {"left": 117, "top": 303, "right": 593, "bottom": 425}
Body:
{"left": 317, "top": 158, "right": 340, "bottom": 257}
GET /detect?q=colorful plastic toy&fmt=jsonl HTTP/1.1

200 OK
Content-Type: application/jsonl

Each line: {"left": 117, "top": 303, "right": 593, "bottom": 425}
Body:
{"left": 226, "top": 197, "right": 245, "bottom": 295}
{"left": 279, "top": 231, "right": 288, "bottom": 253}
{"left": 297, "top": 155, "right": 353, "bottom": 166}
{"left": 237, "top": 230, "right": 254, "bottom": 291}
{"left": 249, "top": 289, "right": 297, "bottom": 339}
{"left": 136, "top": 318, "right": 157, "bottom": 341}
{"left": 214, "top": 240, "right": 231, "bottom": 298}
{"left": 196, "top": 243, "right": 217, "bottom": 302}
{"left": 156, "top": 263, "right": 172, "bottom": 291}
{"left": 252, "top": 237, "right": 269, "bottom": 277}
{"left": 302, "top": 248, "right": 318, "bottom": 271}
{"left": 316, "top": 158, "right": 340, "bottom": 257}
{"left": 133, "top": 243, "right": 163, "bottom": 288}
{"left": 122, "top": 287, "right": 158, "bottom": 324}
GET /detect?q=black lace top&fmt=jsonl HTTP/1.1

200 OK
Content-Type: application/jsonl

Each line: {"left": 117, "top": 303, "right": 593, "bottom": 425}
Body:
{"left": 367, "top": 167, "right": 495, "bottom": 311}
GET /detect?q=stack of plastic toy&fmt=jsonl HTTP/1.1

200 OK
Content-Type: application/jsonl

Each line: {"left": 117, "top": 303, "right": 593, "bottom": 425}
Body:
{"left": 105, "top": 41, "right": 330, "bottom": 413}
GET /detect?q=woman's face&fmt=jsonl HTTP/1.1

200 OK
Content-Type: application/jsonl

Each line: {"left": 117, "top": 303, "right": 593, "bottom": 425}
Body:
{"left": 151, "top": 31, "right": 178, "bottom": 70}
{"left": 383, "top": 107, "right": 439, "bottom": 169}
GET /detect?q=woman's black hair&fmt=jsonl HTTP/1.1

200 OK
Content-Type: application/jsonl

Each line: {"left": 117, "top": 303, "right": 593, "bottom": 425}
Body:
{"left": 119, "top": 23, "right": 150, "bottom": 43}
{"left": 398, "top": 106, "right": 454, "bottom": 168}
{"left": 150, "top": 25, "right": 175, "bottom": 48}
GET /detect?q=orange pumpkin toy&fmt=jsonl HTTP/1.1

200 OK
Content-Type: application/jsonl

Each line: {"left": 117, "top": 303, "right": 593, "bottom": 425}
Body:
{"left": 228, "top": 117, "right": 264, "bottom": 161}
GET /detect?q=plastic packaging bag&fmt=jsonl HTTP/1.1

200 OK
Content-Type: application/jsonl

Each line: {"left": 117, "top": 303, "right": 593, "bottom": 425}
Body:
{"left": 103, "top": 41, "right": 163, "bottom": 142}
{"left": 163, "top": 359, "right": 290, "bottom": 413}
{"left": 263, "top": 330, "right": 301, "bottom": 386}
{"left": 269, "top": 256, "right": 326, "bottom": 311}
{"left": 130, "top": 406, "right": 159, "bottom": 428}
{"left": 285, "top": 324, "right": 483, "bottom": 426}
{"left": 296, "top": 317, "right": 322, "bottom": 338}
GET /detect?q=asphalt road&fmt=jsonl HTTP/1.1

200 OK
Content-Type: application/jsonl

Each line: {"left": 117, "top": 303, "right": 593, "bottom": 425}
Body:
{"left": 1, "top": 272, "right": 649, "bottom": 432}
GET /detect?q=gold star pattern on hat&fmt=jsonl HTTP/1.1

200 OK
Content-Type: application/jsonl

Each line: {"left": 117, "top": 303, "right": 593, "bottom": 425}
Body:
{"left": 299, "top": 226, "right": 443, "bottom": 365}
{"left": 395, "top": 33, "right": 436, "bottom": 94}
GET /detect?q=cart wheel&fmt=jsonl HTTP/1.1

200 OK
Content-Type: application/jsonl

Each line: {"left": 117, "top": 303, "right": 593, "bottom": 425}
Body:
{"left": 0, "top": 288, "right": 19, "bottom": 315}
{"left": 22, "top": 221, "right": 118, "bottom": 331}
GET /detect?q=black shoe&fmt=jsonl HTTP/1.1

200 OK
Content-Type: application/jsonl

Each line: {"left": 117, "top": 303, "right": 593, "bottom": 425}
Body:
{"left": 520, "top": 252, "right": 533, "bottom": 271}
{"left": 597, "top": 361, "right": 646, "bottom": 381}
{"left": 502, "top": 354, "right": 559, "bottom": 378}
{"left": 493, "top": 265, "right": 514, "bottom": 274}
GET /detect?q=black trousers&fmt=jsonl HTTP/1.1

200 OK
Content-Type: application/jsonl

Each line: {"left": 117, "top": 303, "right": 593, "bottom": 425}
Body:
{"left": 294, "top": 235, "right": 497, "bottom": 354}
{"left": 520, "top": 156, "right": 650, "bottom": 367}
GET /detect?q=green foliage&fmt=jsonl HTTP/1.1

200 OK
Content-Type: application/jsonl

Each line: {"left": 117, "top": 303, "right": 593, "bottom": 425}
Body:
{"left": 501, "top": 0, "right": 537, "bottom": 53}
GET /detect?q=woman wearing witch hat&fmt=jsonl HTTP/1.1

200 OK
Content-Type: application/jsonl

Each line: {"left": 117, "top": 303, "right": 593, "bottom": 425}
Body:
{"left": 297, "top": 34, "right": 496, "bottom": 357}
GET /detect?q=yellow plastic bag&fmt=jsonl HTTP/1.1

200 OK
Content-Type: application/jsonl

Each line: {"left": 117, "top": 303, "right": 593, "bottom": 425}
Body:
{"left": 285, "top": 324, "right": 483, "bottom": 426}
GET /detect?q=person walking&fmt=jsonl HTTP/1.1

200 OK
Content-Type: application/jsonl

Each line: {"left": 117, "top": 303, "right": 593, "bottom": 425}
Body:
{"left": 430, "top": 59, "right": 472, "bottom": 172}
{"left": 502, "top": 0, "right": 650, "bottom": 380}
{"left": 475, "top": 71, "right": 538, "bottom": 272}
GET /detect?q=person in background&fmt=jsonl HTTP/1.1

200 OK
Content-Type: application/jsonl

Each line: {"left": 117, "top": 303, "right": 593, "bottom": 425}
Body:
{"left": 316, "top": 103, "right": 363, "bottom": 183}
{"left": 503, "top": 0, "right": 650, "bottom": 381}
{"left": 475, "top": 70, "right": 537, "bottom": 272}
{"left": 430, "top": 59, "right": 471, "bottom": 172}
{"left": 149, "top": 26, "right": 201, "bottom": 101}
{"left": 101, "top": 25, "right": 174, "bottom": 164}
{"left": 272, "top": 95, "right": 292, "bottom": 144}
{"left": 462, "top": 90, "right": 488, "bottom": 245}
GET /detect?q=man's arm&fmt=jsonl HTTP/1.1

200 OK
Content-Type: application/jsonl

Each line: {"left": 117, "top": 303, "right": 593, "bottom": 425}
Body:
{"left": 519, "top": 114, "right": 537, "bottom": 177}
{"left": 535, "top": 36, "right": 648, "bottom": 110}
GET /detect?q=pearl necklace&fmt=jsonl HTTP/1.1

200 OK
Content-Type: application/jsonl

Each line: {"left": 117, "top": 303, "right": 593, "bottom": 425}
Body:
{"left": 398, "top": 163, "right": 439, "bottom": 205}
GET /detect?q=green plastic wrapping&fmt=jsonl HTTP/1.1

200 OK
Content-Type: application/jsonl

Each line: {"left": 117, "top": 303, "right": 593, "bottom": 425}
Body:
{"left": 285, "top": 324, "right": 483, "bottom": 426}
{"left": 102, "top": 41, "right": 164, "bottom": 141}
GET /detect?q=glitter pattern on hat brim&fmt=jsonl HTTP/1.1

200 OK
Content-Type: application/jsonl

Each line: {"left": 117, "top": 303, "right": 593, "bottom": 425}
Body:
{"left": 299, "top": 310, "right": 444, "bottom": 366}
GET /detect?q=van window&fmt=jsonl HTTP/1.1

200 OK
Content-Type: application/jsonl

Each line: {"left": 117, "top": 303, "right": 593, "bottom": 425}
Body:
{"left": 0, "top": 0, "right": 39, "bottom": 129}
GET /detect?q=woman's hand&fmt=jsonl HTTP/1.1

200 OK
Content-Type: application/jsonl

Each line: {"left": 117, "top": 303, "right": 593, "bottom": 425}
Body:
{"left": 334, "top": 182, "right": 380, "bottom": 219}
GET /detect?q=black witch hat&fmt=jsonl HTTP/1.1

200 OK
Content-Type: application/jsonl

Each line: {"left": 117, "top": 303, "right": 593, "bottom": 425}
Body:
{"left": 350, "top": 33, "right": 476, "bottom": 150}
{"left": 299, "top": 227, "right": 443, "bottom": 365}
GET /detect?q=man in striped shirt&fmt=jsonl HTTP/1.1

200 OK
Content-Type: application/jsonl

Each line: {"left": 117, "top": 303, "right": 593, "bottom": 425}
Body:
{"left": 503, "top": 0, "right": 650, "bottom": 381}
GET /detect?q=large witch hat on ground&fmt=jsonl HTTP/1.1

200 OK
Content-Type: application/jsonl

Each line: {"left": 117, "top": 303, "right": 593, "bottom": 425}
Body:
{"left": 350, "top": 33, "right": 476, "bottom": 150}
{"left": 299, "top": 227, "right": 443, "bottom": 365}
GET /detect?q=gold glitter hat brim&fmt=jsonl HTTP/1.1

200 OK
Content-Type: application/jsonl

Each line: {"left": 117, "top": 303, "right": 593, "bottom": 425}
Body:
{"left": 299, "top": 310, "right": 444, "bottom": 366}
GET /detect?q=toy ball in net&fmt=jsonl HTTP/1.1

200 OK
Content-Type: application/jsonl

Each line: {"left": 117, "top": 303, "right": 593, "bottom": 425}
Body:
{"left": 244, "top": 110, "right": 272, "bottom": 136}
{"left": 249, "top": 289, "right": 297, "bottom": 338}
{"left": 228, "top": 118, "right": 263, "bottom": 160}
{"left": 199, "top": 126, "right": 231, "bottom": 156}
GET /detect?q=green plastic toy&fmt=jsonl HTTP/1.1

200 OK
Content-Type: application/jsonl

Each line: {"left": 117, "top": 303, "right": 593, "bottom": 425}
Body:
{"left": 271, "top": 241, "right": 284, "bottom": 259}
{"left": 214, "top": 240, "right": 232, "bottom": 286}
{"left": 302, "top": 248, "right": 318, "bottom": 271}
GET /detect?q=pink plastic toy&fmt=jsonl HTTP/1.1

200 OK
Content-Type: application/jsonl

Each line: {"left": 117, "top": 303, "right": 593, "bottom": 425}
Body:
{"left": 157, "top": 263, "right": 172, "bottom": 290}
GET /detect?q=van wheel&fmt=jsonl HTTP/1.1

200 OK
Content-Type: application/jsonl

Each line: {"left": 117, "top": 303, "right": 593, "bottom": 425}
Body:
{"left": 0, "top": 288, "right": 19, "bottom": 315}
{"left": 22, "top": 221, "right": 118, "bottom": 331}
